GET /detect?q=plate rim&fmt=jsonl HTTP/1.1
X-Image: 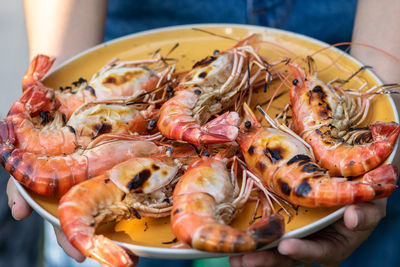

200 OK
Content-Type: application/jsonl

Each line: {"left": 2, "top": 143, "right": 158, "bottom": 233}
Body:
{"left": 14, "top": 23, "right": 399, "bottom": 259}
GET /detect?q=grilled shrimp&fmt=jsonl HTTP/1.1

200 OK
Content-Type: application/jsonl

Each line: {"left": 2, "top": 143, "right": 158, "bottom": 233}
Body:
{"left": 59, "top": 148, "right": 197, "bottom": 267}
{"left": 22, "top": 55, "right": 175, "bottom": 119}
{"left": 157, "top": 34, "right": 267, "bottom": 146}
{"left": 236, "top": 104, "right": 397, "bottom": 207}
{"left": 171, "top": 154, "right": 284, "bottom": 252}
{"left": 6, "top": 93, "right": 158, "bottom": 156}
{"left": 0, "top": 129, "right": 162, "bottom": 197}
{"left": 288, "top": 60, "right": 400, "bottom": 177}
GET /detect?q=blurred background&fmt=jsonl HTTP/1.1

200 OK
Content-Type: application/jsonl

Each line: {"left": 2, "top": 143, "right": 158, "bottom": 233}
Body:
{"left": 0, "top": 1, "right": 28, "bottom": 117}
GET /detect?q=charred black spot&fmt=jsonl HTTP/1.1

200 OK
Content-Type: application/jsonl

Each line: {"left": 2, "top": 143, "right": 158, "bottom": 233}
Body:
{"left": 127, "top": 169, "right": 151, "bottom": 191}
{"left": 287, "top": 155, "right": 311, "bottom": 165}
{"left": 278, "top": 179, "right": 291, "bottom": 195}
{"left": 294, "top": 180, "right": 312, "bottom": 197}
{"left": 78, "top": 77, "right": 87, "bottom": 84}
{"left": 163, "top": 198, "right": 170, "bottom": 204}
{"left": 292, "top": 79, "right": 299, "bottom": 86}
{"left": 104, "top": 77, "right": 116, "bottom": 84}
{"left": 263, "top": 147, "right": 283, "bottom": 163}
{"left": 312, "top": 85, "right": 326, "bottom": 98}
{"left": 349, "top": 160, "right": 354, "bottom": 166}
{"left": 152, "top": 164, "right": 160, "bottom": 171}
{"left": 173, "top": 208, "right": 183, "bottom": 215}
{"left": 121, "top": 193, "right": 126, "bottom": 201}
{"left": 61, "top": 113, "right": 67, "bottom": 125}
{"left": 192, "top": 56, "right": 217, "bottom": 69}
{"left": 39, "top": 111, "right": 51, "bottom": 124}
{"left": 194, "top": 89, "right": 202, "bottom": 95}
{"left": 94, "top": 123, "right": 112, "bottom": 136}
{"left": 346, "top": 176, "right": 354, "bottom": 181}
{"left": 72, "top": 81, "right": 79, "bottom": 87}
{"left": 85, "top": 85, "right": 96, "bottom": 96}
{"left": 59, "top": 86, "right": 64, "bottom": 91}
{"left": 248, "top": 145, "right": 255, "bottom": 155}
{"left": 198, "top": 72, "right": 207, "bottom": 79}
{"left": 258, "top": 161, "right": 266, "bottom": 172}
{"left": 302, "top": 163, "right": 322, "bottom": 173}
{"left": 67, "top": 126, "right": 76, "bottom": 134}
{"left": 104, "top": 178, "right": 110, "bottom": 183}
{"left": 65, "top": 86, "right": 72, "bottom": 91}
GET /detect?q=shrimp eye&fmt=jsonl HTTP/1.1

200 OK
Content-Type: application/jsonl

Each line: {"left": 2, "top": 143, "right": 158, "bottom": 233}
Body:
{"left": 245, "top": 121, "right": 252, "bottom": 128}
{"left": 147, "top": 120, "right": 157, "bottom": 130}
{"left": 292, "top": 79, "right": 299, "bottom": 86}
{"left": 203, "top": 152, "right": 210, "bottom": 157}
{"left": 166, "top": 147, "right": 174, "bottom": 153}
{"left": 167, "top": 86, "right": 174, "bottom": 93}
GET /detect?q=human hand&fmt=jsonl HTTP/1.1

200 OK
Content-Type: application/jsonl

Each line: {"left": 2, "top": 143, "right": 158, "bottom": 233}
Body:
{"left": 230, "top": 199, "right": 387, "bottom": 267}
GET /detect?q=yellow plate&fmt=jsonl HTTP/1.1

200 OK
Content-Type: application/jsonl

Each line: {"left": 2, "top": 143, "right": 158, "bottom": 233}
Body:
{"left": 15, "top": 24, "right": 399, "bottom": 259}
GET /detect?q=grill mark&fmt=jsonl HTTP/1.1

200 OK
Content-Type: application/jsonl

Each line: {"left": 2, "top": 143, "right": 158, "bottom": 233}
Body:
{"left": 287, "top": 155, "right": 311, "bottom": 165}
{"left": 247, "top": 145, "right": 255, "bottom": 156}
{"left": 294, "top": 180, "right": 312, "bottom": 197}
{"left": 192, "top": 56, "right": 216, "bottom": 68}
{"left": 85, "top": 85, "right": 96, "bottom": 96}
{"left": 263, "top": 147, "right": 283, "bottom": 163}
{"left": 151, "top": 164, "right": 160, "bottom": 171}
{"left": 127, "top": 169, "right": 151, "bottom": 191}
{"left": 302, "top": 163, "right": 322, "bottom": 173}
{"left": 277, "top": 179, "right": 291, "bottom": 195}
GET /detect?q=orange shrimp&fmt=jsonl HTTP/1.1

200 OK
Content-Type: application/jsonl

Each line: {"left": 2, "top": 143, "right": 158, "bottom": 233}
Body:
{"left": 171, "top": 154, "right": 284, "bottom": 252}
{"left": 0, "top": 132, "right": 162, "bottom": 197}
{"left": 22, "top": 55, "right": 175, "bottom": 119}
{"left": 236, "top": 103, "right": 397, "bottom": 207}
{"left": 59, "top": 148, "right": 197, "bottom": 267}
{"left": 157, "top": 34, "right": 268, "bottom": 146}
{"left": 288, "top": 60, "right": 400, "bottom": 177}
{"left": 22, "top": 54, "right": 54, "bottom": 91}
{"left": 6, "top": 92, "right": 159, "bottom": 155}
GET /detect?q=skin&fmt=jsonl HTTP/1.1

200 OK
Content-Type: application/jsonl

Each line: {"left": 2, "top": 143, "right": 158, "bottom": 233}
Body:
{"left": 6, "top": 0, "right": 400, "bottom": 265}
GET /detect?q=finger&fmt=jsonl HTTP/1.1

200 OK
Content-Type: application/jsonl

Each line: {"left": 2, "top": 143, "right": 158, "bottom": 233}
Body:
{"left": 344, "top": 201, "right": 386, "bottom": 231}
{"left": 278, "top": 238, "right": 341, "bottom": 265}
{"left": 6, "top": 179, "right": 32, "bottom": 220}
{"left": 54, "top": 226, "right": 86, "bottom": 263}
{"left": 230, "top": 249, "right": 299, "bottom": 267}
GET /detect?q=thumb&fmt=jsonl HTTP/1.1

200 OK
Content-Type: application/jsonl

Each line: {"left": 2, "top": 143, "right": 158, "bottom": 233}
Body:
{"left": 344, "top": 200, "right": 386, "bottom": 231}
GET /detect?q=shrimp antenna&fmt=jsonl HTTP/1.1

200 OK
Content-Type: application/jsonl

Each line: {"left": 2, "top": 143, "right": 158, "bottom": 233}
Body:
{"left": 191, "top": 28, "right": 238, "bottom": 41}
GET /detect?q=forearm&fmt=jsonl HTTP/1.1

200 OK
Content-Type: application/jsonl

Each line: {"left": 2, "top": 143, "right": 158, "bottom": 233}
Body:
{"left": 24, "top": 0, "right": 108, "bottom": 68}
{"left": 351, "top": 0, "right": 400, "bottom": 84}
{"left": 351, "top": 0, "right": 400, "bottom": 167}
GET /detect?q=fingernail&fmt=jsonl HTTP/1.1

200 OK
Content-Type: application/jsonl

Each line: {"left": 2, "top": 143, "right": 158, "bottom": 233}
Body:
{"left": 278, "top": 240, "right": 289, "bottom": 255}
{"left": 352, "top": 208, "right": 364, "bottom": 229}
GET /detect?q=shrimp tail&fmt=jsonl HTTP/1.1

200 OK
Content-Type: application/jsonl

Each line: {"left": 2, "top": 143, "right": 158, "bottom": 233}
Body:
{"left": 371, "top": 121, "right": 400, "bottom": 149}
{"left": 77, "top": 235, "right": 133, "bottom": 267}
{"left": 363, "top": 163, "right": 398, "bottom": 185}
{"left": 22, "top": 55, "right": 55, "bottom": 92}
{"left": 247, "top": 214, "right": 285, "bottom": 248}
{"left": 196, "top": 111, "right": 240, "bottom": 144}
